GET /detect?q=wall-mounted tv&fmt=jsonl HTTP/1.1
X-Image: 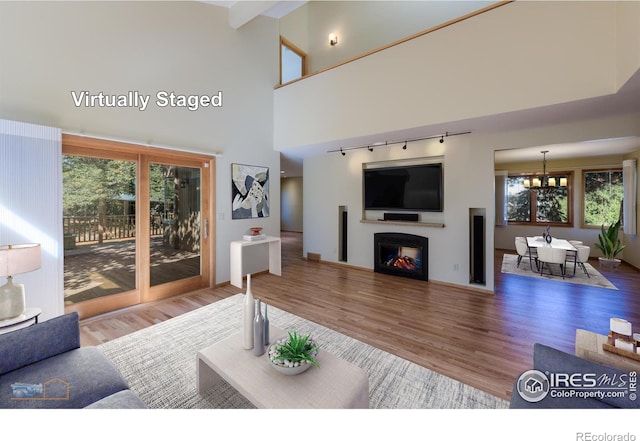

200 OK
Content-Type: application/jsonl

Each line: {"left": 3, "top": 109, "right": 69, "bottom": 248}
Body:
{"left": 363, "top": 163, "right": 443, "bottom": 212}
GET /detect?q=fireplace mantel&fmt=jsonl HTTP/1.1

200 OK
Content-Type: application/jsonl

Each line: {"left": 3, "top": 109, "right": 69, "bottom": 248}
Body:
{"left": 361, "top": 219, "right": 444, "bottom": 228}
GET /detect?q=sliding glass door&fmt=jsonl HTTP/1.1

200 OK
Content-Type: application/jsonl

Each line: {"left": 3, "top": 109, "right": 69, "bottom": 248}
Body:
{"left": 63, "top": 135, "right": 213, "bottom": 319}
{"left": 149, "top": 163, "right": 202, "bottom": 287}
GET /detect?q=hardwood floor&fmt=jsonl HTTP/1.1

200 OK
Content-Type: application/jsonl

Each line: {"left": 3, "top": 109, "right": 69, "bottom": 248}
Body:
{"left": 80, "top": 231, "right": 640, "bottom": 401}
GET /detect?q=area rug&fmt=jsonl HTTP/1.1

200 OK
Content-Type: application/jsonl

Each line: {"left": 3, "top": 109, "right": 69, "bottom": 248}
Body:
{"left": 501, "top": 253, "right": 617, "bottom": 290}
{"left": 99, "top": 294, "right": 508, "bottom": 409}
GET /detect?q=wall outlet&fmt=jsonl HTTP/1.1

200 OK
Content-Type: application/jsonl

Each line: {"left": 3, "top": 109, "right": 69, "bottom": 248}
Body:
{"left": 453, "top": 264, "right": 459, "bottom": 271}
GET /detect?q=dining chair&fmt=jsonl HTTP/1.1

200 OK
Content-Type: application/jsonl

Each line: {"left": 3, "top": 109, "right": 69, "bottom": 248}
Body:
{"left": 537, "top": 246, "right": 567, "bottom": 279}
{"left": 515, "top": 237, "right": 537, "bottom": 271}
{"left": 566, "top": 245, "right": 591, "bottom": 277}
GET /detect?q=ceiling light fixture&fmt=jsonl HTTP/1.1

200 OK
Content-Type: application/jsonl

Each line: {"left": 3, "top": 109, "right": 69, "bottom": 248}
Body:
{"left": 523, "top": 150, "right": 566, "bottom": 190}
{"left": 402, "top": 142, "right": 407, "bottom": 150}
{"left": 340, "top": 148, "right": 345, "bottom": 156}
{"left": 329, "top": 33, "right": 338, "bottom": 46}
{"left": 368, "top": 146, "right": 373, "bottom": 152}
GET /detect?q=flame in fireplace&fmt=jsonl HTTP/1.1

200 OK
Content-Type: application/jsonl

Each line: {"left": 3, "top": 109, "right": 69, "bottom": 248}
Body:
{"left": 384, "top": 255, "right": 418, "bottom": 270}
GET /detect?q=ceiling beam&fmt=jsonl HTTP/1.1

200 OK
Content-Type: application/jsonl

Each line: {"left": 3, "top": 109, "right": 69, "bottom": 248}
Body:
{"left": 229, "top": 1, "right": 279, "bottom": 29}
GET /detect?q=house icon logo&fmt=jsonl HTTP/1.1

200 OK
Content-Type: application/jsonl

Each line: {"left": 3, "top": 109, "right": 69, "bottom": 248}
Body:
{"left": 516, "top": 370, "right": 549, "bottom": 403}
{"left": 11, "top": 378, "right": 70, "bottom": 401}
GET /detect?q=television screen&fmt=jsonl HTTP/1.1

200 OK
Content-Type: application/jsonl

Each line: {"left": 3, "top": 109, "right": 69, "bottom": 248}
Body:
{"left": 363, "top": 163, "right": 443, "bottom": 212}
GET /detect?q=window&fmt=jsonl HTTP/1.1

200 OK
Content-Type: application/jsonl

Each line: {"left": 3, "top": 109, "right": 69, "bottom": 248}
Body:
{"left": 507, "top": 173, "right": 572, "bottom": 226}
{"left": 280, "top": 37, "right": 306, "bottom": 84}
{"left": 583, "top": 169, "right": 623, "bottom": 227}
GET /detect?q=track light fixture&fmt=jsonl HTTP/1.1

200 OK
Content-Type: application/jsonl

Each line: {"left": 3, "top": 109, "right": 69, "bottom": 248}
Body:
{"left": 328, "top": 130, "right": 471, "bottom": 155}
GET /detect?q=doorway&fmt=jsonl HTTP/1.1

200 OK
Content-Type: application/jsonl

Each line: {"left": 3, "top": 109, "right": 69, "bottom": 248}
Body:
{"left": 62, "top": 134, "right": 214, "bottom": 319}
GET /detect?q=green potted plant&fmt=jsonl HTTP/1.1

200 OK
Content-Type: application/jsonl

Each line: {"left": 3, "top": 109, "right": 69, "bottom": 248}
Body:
{"left": 267, "top": 330, "right": 319, "bottom": 375}
{"left": 595, "top": 218, "right": 626, "bottom": 269}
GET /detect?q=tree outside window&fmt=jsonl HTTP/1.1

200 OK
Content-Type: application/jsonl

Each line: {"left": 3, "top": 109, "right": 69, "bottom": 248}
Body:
{"left": 583, "top": 169, "right": 623, "bottom": 227}
{"left": 507, "top": 174, "right": 571, "bottom": 225}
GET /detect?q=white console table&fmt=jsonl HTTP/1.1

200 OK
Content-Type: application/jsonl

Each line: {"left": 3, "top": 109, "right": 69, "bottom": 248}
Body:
{"left": 230, "top": 236, "right": 281, "bottom": 288}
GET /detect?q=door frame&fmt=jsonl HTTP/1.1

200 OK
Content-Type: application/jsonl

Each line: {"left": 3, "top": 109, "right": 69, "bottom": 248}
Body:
{"left": 62, "top": 134, "right": 216, "bottom": 319}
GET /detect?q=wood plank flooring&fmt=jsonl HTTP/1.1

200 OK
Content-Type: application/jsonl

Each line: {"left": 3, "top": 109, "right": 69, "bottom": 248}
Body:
{"left": 80, "top": 231, "right": 640, "bottom": 401}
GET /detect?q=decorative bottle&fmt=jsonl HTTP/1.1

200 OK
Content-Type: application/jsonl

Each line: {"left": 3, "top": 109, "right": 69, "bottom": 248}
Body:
{"left": 242, "top": 275, "right": 255, "bottom": 350}
{"left": 253, "top": 299, "right": 265, "bottom": 356}
{"left": 263, "top": 302, "right": 270, "bottom": 346}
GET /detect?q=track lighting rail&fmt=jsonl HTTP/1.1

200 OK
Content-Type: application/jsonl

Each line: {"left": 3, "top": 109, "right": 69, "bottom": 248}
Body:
{"left": 328, "top": 130, "right": 471, "bottom": 155}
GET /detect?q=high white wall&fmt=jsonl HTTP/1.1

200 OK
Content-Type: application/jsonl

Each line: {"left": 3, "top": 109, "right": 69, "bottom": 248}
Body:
{"left": 617, "top": 1, "right": 640, "bottom": 88}
{"left": 279, "top": 1, "right": 494, "bottom": 74}
{"left": 274, "top": 1, "right": 624, "bottom": 151}
{"left": 0, "top": 1, "right": 281, "bottom": 285}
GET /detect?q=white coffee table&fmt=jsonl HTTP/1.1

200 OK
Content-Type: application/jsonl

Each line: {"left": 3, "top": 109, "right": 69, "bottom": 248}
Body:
{"left": 197, "top": 327, "right": 369, "bottom": 408}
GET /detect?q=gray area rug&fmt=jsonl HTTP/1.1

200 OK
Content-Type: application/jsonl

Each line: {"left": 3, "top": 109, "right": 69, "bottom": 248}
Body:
{"left": 501, "top": 253, "right": 617, "bottom": 290}
{"left": 99, "top": 294, "right": 508, "bottom": 409}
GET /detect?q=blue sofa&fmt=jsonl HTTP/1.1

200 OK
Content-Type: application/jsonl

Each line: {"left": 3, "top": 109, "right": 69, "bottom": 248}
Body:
{"left": 510, "top": 343, "right": 639, "bottom": 409}
{"left": 0, "top": 312, "right": 146, "bottom": 409}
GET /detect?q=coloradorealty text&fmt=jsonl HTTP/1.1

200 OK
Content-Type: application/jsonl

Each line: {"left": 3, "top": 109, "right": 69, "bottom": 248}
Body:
{"left": 70, "top": 91, "right": 223, "bottom": 111}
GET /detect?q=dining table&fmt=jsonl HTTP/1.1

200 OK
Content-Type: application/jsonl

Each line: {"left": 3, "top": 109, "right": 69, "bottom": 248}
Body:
{"left": 526, "top": 236, "right": 578, "bottom": 275}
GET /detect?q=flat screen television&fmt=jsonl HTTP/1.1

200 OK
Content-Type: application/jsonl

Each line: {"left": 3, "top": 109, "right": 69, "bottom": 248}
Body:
{"left": 363, "top": 163, "right": 443, "bottom": 212}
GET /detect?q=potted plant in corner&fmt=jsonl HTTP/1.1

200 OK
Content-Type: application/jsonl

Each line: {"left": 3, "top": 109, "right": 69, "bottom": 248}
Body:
{"left": 595, "top": 219, "right": 626, "bottom": 269}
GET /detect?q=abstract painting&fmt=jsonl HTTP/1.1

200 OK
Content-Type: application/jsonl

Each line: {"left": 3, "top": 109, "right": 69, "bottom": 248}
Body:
{"left": 231, "top": 163, "right": 269, "bottom": 219}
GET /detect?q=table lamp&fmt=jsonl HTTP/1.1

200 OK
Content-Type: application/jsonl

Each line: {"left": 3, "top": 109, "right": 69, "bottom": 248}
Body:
{"left": 0, "top": 243, "right": 41, "bottom": 321}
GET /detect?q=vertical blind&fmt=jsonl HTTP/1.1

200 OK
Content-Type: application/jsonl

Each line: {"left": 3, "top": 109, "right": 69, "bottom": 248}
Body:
{"left": 623, "top": 159, "right": 637, "bottom": 236}
{"left": 0, "top": 119, "right": 63, "bottom": 319}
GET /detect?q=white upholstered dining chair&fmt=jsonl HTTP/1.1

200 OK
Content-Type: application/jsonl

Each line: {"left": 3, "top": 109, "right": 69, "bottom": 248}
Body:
{"left": 515, "top": 237, "right": 537, "bottom": 271}
{"left": 566, "top": 245, "right": 591, "bottom": 278}
{"left": 537, "top": 246, "right": 567, "bottom": 279}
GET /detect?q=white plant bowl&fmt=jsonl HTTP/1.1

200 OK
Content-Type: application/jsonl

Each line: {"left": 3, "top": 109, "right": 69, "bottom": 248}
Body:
{"left": 266, "top": 338, "right": 319, "bottom": 376}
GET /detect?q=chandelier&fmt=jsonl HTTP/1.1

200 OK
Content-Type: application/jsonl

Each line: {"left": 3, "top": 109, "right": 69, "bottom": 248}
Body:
{"left": 523, "top": 150, "right": 567, "bottom": 190}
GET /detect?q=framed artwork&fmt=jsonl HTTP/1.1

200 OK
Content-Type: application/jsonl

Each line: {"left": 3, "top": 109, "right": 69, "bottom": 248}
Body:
{"left": 231, "top": 163, "right": 270, "bottom": 219}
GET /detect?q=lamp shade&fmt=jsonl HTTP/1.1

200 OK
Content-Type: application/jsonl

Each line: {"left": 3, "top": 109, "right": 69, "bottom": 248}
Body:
{"left": 0, "top": 244, "right": 41, "bottom": 277}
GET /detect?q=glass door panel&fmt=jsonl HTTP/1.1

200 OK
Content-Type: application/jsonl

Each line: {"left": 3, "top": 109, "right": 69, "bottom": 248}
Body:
{"left": 63, "top": 155, "right": 137, "bottom": 305}
{"left": 149, "top": 163, "right": 201, "bottom": 286}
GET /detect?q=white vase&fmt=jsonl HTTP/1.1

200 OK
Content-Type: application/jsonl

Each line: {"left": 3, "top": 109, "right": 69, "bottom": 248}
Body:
{"left": 242, "top": 274, "right": 255, "bottom": 349}
{"left": 0, "top": 277, "right": 26, "bottom": 321}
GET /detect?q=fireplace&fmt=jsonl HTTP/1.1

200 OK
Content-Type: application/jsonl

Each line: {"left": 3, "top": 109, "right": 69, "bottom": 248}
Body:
{"left": 373, "top": 232, "right": 428, "bottom": 281}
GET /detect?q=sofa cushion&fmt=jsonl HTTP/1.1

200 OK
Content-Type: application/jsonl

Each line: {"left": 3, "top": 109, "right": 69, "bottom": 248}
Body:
{"left": 0, "top": 347, "right": 129, "bottom": 408}
{"left": 84, "top": 390, "right": 147, "bottom": 409}
{"left": 0, "top": 312, "right": 80, "bottom": 375}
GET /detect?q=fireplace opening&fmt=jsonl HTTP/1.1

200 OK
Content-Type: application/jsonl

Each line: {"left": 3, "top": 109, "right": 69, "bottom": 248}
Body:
{"left": 374, "top": 232, "right": 428, "bottom": 281}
